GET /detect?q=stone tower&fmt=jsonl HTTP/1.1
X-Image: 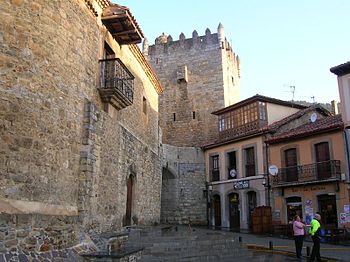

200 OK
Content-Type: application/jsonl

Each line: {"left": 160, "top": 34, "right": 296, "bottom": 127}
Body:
{"left": 144, "top": 23, "right": 241, "bottom": 147}
{"left": 144, "top": 24, "right": 240, "bottom": 225}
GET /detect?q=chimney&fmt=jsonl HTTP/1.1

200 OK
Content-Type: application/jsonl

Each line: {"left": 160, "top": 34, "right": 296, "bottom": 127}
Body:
{"left": 331, "top": 100, "right": 339, "bottom": 115}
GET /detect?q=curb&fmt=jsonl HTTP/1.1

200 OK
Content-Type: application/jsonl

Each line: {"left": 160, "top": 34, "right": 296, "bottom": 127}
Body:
{"left": 244, "top": 244, "right": 341, "bottom": 262}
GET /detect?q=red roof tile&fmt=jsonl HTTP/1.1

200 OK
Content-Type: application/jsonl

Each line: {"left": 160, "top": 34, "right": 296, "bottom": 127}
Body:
{"left": 265, "top": 114, "right": 344, "bottom": 144}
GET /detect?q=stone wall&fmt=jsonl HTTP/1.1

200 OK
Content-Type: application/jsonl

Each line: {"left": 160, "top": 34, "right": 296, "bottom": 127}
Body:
{"left": 0, "top": 0, "right": 162, "bottom": 253}
{"left": 161, "top": 145, "right": 206, "bottom": 225}
{"left": 145, "top": 26, "right": 240, "bottom": 147}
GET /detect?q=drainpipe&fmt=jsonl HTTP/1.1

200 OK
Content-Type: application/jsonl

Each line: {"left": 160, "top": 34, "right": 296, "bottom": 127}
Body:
{"left": 264, "top": 142, "right": 271, "bottom": 207}
{"left": 343, "top": 129, "right": 350, "bottom": 201}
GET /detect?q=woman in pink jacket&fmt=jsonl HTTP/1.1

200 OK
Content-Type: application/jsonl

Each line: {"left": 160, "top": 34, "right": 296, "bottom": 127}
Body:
{"left": 293, "top": 215, "right": 306, "bottom": 259}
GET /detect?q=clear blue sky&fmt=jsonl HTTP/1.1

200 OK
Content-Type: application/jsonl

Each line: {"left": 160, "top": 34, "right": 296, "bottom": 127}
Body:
{"left": 116, "top": 1, "right": 349, "bottom": 103}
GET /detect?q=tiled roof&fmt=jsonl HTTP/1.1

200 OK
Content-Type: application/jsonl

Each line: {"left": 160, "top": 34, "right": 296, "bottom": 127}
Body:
{"left": 263, "top": 104, "right": 332, "bottom": 132}
{"left": 330, "top": 61, "right": 350, "bottom": 76}
{"left": 212, "top": 94, "right": 307, "bottom": 115}
{"left": 265, "top": 114, "right": 344, "bottom": 144}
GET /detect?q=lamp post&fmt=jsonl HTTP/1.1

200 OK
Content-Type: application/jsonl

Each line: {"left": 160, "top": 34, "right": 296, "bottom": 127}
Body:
{"left": 262, "top": 173, "right": 271, "bottom": 207}
{"left": 206, "top": 182, "right": 213, "bottom": 228}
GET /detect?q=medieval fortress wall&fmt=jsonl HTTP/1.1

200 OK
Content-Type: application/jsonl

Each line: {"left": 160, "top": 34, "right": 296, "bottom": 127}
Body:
{"left": 0, "top": 0, "right": 161, "bottom": 253}
{"left": 146, "top": 26, "right": 240, "bottom": 224}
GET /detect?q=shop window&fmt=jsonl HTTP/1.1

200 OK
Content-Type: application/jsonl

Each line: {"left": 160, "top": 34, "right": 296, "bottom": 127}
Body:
{"left": 286, "top": 197, "right": 302, "bottom": 223}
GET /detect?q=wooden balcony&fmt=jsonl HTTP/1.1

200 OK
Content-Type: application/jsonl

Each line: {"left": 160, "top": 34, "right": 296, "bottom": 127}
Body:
{"left": 101, "top": 4, "right": 143, "bottom": 45}
{"left": 272, "top": 160, "right": 341, "bottom": 187}
{"left": 219, "top": 120, "right": 263, "bottom": 141}
{"left": 99, "top": 58, "right": 134, "bottom": 110}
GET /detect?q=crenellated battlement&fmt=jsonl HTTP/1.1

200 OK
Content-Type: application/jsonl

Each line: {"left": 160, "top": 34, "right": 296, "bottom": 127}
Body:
{"left": 144, "top": 24, "right": 236, "bottom": 57}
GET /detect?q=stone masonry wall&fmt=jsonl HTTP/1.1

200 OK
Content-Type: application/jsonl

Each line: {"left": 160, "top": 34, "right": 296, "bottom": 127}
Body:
{"left": 161, "top": 145, "right": 206, "bottom": 225}
{"left": 0, "top": 0, "right": 162, "bottom": 253}
{"left": 146, "top": 27, "right": 240, "bottom": 147}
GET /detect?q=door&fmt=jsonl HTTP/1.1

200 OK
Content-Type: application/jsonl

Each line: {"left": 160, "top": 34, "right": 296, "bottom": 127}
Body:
{"left": 247, "top": 191, "right": 257, "bottom": 229}
{"left": 213, "top": 195, "right": 221, "bottom": 227}
{"left": 318, "top": 194, "right": 337, "bottom": 228}
{"left": 125, "top": 175, "right": 133, "bottom": 226}
{"left": 315, "top": 142, "right": 331, "bottom": 179}
{"left": 284, "top": 148, "right": 298, "bottom": 182}
{"left": 229, "top": 193, "right": 240, "bottom": 230}
{"left": 286, "top": 197, "right": 302, "bottom": 223}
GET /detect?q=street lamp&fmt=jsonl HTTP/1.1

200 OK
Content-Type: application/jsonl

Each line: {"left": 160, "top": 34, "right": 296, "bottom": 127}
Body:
{"left": 262, "top": 173, "right": 271, "bottom": 207}
{"left": 205, "top": 182, "right": 213, "bottom": 228}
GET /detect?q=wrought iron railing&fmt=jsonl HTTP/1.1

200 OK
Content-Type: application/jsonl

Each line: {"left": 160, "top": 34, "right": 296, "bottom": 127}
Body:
{"left": 272, "top": 160, "right": 341, "bottom": 185}
{"left": 99, "top": 58, "right": 134, "bottom": 104}
{"left": 211, "top": 169, "right": 220, "bottom": 182}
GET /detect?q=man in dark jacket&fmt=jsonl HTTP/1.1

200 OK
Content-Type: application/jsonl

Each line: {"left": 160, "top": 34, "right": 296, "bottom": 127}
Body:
{"left": 309, "top": 213, "right": 322, "bottom": 262}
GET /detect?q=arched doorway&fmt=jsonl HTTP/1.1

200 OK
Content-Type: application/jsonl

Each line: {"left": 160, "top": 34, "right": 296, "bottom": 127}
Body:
{"left": 228, "top": 193, "right": 240, "bottom": 230}
{"left": 125, "top": 174, "right": 134, "bottom": 226}
{"left": 213, "top": 194, "right": 221, "bottom": 227}
{"left": 247, "top": 191, "right": 257, "bottom": 229}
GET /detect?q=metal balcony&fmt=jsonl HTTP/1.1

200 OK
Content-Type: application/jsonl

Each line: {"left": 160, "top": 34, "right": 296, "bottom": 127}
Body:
{"left": 99, "top": 58, "right": 134, "bottom": 110}
{"left": 272, "top": 160, "right": 341, "bottom": 187}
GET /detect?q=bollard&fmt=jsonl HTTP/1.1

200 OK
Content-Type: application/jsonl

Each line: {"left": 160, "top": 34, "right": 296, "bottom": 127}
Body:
{"left": 306, "top": 246, "right": 310, "bottom": 256}
{"left": 269, "top": 241, "right": 273, "bottom": 250}
{"left": 238, "top": 236, "right": 242, "bottom": 243}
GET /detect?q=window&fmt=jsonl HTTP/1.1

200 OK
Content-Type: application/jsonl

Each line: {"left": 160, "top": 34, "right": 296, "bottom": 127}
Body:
{"left": 258, "top": 102, "right": 267, "bottom": 121}
{"left": 244, "top": 147, "right": 255, "bottom": 177}
{"left": 227, "top": 151, "right": 237, "bottom": 179}
{"left": 173, "top": 113, "right": 176, "bottom": 121}
{"left": 284, "top": 148, "right": 298, "bottom": 182}
{"left": 142, "top": 97, "right": 147, "bottom": 114}
{"left": 192, "top": 111, "right": 196, "bottom": 119}
{"left": 211, "top": 155, "right": 220, "bottom": 181}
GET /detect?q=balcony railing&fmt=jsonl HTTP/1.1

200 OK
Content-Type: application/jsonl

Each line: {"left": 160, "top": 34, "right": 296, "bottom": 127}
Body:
{"left": 99, "top": 58, "right": 134, "bottom": 110}
{"left": 272, "top": 160, "right": 341, "bottom": 186}
{"left": 219, "top": 120, "right": 265, "bottom": 141}
{"left": 211, "top": 169, "right": 220, "bottom": 182}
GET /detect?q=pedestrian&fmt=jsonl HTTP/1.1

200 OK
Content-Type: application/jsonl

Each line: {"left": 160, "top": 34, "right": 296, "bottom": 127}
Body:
{"left": 309, "top": 213, "right": 322, "bottom": 262}
{"left": 293, "top": 214, "right": 305, "bottom": 259}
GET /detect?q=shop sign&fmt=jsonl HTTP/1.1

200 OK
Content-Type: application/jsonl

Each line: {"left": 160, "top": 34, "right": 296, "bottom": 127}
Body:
{"left": 233, "top": 180, "right": 249, "bottom": 190}
{"left": 339, "top": 213, "right": 350, "bottom": 223}
{"left": 292, "top": 186, "right": 326, "bottom": 193}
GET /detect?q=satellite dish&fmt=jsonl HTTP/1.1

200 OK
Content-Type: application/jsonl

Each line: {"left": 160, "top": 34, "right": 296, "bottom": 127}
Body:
{"left": 310, "top": 113, "right": 317, "bottom": 123}
{"left": 269, "top": 165, "right": 278, "bottom": 176}
{"left": 229, "top": 169, "right": 237, "bottom": 178}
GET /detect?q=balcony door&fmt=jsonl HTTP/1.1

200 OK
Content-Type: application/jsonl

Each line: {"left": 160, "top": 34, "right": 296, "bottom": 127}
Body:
{"left": 315, "top": 142, "right": 331, "bottom": 179}
{"left": 211, "top": 155, "right": 220, "bottom": 181}
{"left": 284, "top": 148, "right": 298, "bottom": 182}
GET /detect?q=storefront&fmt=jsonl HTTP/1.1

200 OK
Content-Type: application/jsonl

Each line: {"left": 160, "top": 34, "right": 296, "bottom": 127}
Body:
{"left": 273, "top": 183, "right": 348, "bottom": 228}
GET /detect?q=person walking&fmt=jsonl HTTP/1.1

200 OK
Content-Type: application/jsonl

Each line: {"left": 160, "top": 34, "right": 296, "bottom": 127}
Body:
{"left": 293, "top": 215, "right": 305, "bottom": 259}
{"left": 309, "top": 213, "right": 322, "bottom": 262}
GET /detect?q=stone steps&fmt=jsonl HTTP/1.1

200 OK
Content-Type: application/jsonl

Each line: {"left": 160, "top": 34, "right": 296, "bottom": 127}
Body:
{"left": 123, "top": 226, "right": 251, "bottom": 261}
